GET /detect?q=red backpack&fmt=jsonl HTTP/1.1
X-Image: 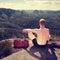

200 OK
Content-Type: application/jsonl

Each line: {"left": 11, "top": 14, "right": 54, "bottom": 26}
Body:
{"left": 14, "top": 39, "right": 29, "bottom": 48}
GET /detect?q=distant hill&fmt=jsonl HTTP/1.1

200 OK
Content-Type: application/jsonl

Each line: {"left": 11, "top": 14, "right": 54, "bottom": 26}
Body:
{"left": 0, "top": 8, "right": 60, "bottom": 40}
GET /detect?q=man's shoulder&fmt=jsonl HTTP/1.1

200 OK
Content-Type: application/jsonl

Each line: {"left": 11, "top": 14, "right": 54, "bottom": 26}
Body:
{"left": 40, "top": 28, "right": 49, "bottom": 30}
{"left": 45, "top": 28, "right": 49, "bottom": 31}
{"left": 34, "top": 28, "right": 39, "bottom": 30}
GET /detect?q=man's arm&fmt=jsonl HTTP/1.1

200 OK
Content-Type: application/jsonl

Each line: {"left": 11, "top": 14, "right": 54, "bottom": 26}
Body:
{"left": 22, "top": 29, "right": 31, "bottom": 33}
{"left": 22, "top": 29, "right": 36, "bottom": 40}
{"left": 22, "top": 29, "right": 37, "bottom": 33}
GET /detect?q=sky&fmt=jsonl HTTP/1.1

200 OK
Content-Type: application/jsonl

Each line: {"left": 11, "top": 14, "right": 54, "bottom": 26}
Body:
{"left": 0, "top": 0, "right": 60, "bottom": 10}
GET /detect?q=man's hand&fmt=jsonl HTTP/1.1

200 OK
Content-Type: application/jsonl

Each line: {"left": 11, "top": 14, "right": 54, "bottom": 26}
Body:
{"left": 22, "top": 29, "right": 26, "bottom": 33}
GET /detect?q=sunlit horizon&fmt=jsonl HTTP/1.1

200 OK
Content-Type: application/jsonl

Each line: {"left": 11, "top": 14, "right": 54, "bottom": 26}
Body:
{"left": 0, "top": 0, "right": 60, "bottom": 11}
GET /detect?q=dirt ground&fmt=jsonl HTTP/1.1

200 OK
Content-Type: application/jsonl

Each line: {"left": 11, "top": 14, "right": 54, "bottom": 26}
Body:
{"left": 1, "top": 39, "right": 60, "bottom": 60}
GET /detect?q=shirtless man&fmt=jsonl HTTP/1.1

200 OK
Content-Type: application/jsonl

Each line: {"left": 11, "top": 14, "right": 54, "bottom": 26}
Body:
{"left": 23, "top": 19, "right": 51, "bottom": 47}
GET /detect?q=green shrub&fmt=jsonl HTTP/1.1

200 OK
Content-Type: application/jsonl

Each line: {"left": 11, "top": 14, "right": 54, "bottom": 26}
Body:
{"left": 0, "top": 40, "right": 12, "bottom": 59}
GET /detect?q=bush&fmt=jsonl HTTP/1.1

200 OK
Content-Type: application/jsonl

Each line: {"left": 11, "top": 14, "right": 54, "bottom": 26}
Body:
{"left": 0, "top": 40, "right": 12, "bottom": 59}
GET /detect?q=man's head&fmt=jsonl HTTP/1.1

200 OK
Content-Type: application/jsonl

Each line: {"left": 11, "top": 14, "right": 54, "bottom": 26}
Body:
{"left": 39, "top": 19, "right": 46, "bottom": 27}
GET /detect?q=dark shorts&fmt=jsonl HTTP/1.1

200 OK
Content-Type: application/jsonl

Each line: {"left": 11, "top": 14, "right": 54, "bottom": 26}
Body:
{"left": 32, "top": 38, "right": 48, "bottom": 48}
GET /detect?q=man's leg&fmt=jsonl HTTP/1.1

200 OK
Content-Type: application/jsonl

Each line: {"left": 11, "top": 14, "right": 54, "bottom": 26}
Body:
{"left": 28, "top": 32, "right": 36, "bottom": 40}
{"left": 32, "top": 38, "right": 39, "bottom": 47}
